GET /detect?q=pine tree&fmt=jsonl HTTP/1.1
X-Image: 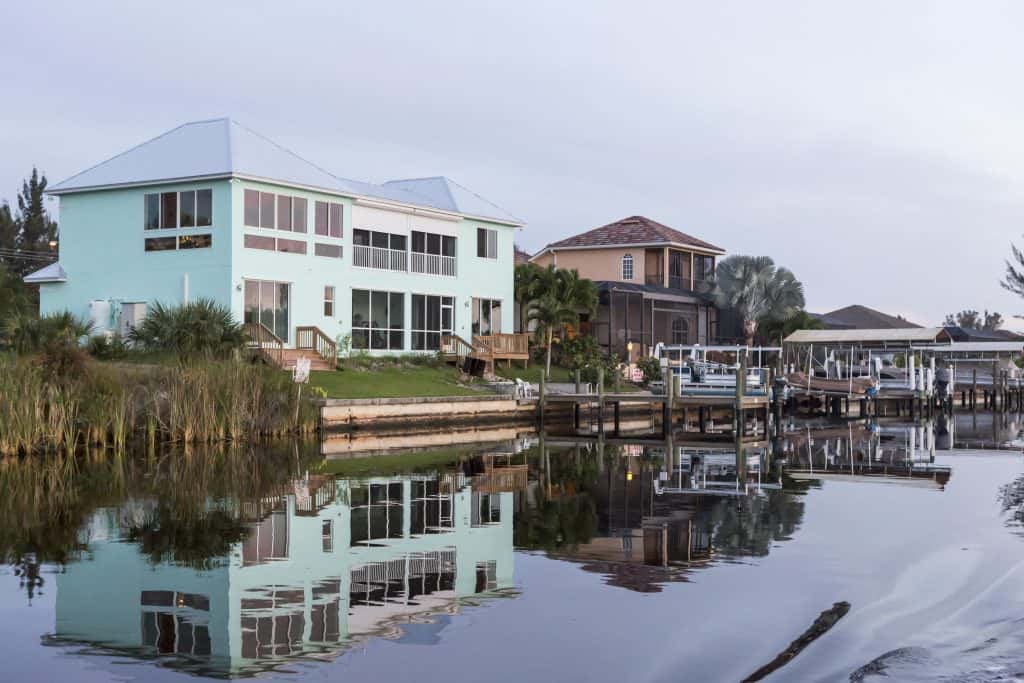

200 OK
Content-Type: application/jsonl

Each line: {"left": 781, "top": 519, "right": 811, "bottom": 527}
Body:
{"left": 16, "top": 168, "right": 58, "bottom": 254}
{"left": 0, "top": 202, "right": 16, "bottom": 253}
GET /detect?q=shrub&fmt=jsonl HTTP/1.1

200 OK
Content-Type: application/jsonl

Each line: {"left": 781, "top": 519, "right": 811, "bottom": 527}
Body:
{"left": 86, "top": 334, "right": 128, "bottom": 360}
{"left": 3, "top": 310, "right": 94, "bottom": 354}
{"left": 635, "top": 356, "right": 663, "bottom": 386}
{"left": 129, "top": 299, "right": 247, "bottom": 361}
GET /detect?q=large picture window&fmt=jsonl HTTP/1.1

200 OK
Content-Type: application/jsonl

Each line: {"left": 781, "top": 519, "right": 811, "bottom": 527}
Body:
{"left": 471, "top": 298, "right": 502, "bottom": 336}
{"left": 412, "top": 294, "right": 454, "bottom": 350}
{"left": 352, "top": 289, "right": 404, "bottom": 350}
{"left": 145, "top": 189, "right": 212, "bottom": 230}
{"left": 244, "top": 190, "right": 307, "bottom": 232}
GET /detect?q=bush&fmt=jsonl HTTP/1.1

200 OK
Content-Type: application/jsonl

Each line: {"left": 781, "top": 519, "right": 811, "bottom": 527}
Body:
{"left": 86, "top": 334, "right": 129, "bottom": 360}
{"left": 129, "top": 299, "right": 246, "bottom": 360}
{"left": 635, "top": 356, "right": 663, "bottom": 386}
{"left": 3, "top": 310, "right": 94, "bottom": 354}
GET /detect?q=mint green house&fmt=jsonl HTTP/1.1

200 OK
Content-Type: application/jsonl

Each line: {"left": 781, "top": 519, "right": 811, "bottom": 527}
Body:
{"left": 33, "top": 119, "right": 523, "bottom": 356}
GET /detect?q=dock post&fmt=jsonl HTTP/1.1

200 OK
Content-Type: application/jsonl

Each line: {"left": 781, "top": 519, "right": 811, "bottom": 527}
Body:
{"left": 539, "top": 371, "right": 546, "bottom": 426}
{"left": 597, "top": 366, "right": 605, "bottom": 434}
{"left": 734, "top": 354, "right": 747, "bottom": 437}
{"left": 613, "top": 401, "right": 621, "bottom": 437}
{"left": 972, "top": 368, "right": 977, "bottom": 410}
{"left": 573, "top": 369, "right": 581, "bottom": 430}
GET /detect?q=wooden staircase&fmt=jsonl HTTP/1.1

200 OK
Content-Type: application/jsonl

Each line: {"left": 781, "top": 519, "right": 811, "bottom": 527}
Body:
{"left": 441, "top": 332, "right": 530, "bottom": 376}
{"left": 246, "top": 323, "right": 336, "bottom": 372}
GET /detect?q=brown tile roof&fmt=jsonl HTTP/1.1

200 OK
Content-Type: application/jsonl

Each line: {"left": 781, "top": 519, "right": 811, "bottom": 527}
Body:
{"left": 542, "top": 216, "right": 724, "bottom": 253}
{"left": 513, "top": 244, "right": 532, "bottom": 265}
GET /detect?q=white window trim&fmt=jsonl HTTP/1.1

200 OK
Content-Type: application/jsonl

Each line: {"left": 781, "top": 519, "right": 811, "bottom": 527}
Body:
{"left": 621, "top": 253, "right": 634, "bottom": 281}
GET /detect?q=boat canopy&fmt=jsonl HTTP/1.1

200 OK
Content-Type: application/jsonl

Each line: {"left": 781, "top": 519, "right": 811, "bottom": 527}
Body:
{"left": 783, "top": 328, "right": 950, "bottom": 346}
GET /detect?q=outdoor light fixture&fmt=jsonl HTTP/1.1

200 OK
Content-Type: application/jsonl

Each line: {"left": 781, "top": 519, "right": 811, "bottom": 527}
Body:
{"left": 626, "top": 469, "right": 633, "bottom": 482}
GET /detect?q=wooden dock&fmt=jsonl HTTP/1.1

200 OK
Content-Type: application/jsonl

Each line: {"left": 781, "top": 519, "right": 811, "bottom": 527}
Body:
{"left": 538, "top": 362, "right": 771, "bottom": 438}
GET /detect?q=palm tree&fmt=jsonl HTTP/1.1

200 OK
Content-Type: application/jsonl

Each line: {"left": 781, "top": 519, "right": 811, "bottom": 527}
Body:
{"left": 713, "top": 255, "right": 805, "bottom": 346}
{"left": 514, "top": 262, "right": 544, "bottom": 333}
{"left": 527, "top": 266, "right": 598, "bottom": 378}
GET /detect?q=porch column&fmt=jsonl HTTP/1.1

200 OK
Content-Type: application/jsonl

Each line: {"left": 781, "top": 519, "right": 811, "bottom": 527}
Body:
{"left": 689, "top": 253, "right": 695, "bottom": 290}
{"left": 663, "top": 247, "right": 669, "bottom": 288}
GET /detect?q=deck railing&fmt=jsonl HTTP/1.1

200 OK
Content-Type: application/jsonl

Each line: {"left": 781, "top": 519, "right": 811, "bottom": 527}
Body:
{"left": 353, "top": 244, "right": 407, "bottom": 271}
{"left": 441, "top": 333, "right": 476, "bottom": 362}
{"left": 296, "top": 325, "right": 337, "bottom": 364}
{"left": 473, "top": 333, "right": 529, "bottom": 359}
{"left": 245, "top": 322, "right": 285, "bottom": 367}
{"left": 410, "top": 252, "right": 457, "bottom": 277}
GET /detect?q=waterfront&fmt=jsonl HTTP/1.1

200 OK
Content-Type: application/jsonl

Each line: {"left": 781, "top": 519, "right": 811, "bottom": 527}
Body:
{"left": 3, "top": 416, "right": 1024, "bottom": 681}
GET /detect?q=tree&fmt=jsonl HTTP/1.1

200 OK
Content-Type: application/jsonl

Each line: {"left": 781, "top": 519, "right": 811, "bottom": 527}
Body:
{"left": 757, "top": 310, "right": 823, "bottom": 346}
{"left": 713, "top": 255, "right": 805, "bottom": 346}
{"left": 943, "top": 309, "right": 1003, "bottom": 330}
{"left": 526, "top": 266, "right": 598, "bottom": 378}
{"left": 0, "top": 169, "right": 59, "bottom": 279}
{"left": 16, "top": 168, "right": 58, "bottom": 255}
{"left": 514, "top": 262, "right": 544, "bottom": 333}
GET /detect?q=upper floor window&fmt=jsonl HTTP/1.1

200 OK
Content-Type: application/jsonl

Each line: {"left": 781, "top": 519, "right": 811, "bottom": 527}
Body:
{"left": 244, "top": 190, "right": 307, "bottom": 232}
{"left": 476, "top": 228, "right": 497, "bottom": 259}
{"left": 621, "top": 253, "right": 634, "bottom": 281}
{"left": 353, "top": 229, "right": 407, "bottom": 271}
{"left": 411, "top": 231, "right": 457, "bottom": 276}
{"left": 694, "top": 255, "right": 715, "bottom": 282}
{"left": 145, "top": 189, "right": 212, "bottom": 230}
{"left": 315, "top": 201, "right": 343, "bottom": 238}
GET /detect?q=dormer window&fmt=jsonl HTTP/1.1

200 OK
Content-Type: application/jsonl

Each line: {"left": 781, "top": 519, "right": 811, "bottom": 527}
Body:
{"left": 621, "top": 253, "right": 634, "bottom": 281}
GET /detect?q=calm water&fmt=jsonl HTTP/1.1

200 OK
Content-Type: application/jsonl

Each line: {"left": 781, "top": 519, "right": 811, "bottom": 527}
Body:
{"left": 3, "top": 414, "right": 1024, "bottom": 682}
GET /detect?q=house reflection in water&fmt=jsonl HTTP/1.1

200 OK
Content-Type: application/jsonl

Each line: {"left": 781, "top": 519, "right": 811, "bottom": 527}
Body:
{"left": 50, "top": 463, "right": 524, "bottom": 678}
{"left": 520, "top": 439, "right": 802, "bottom": 593}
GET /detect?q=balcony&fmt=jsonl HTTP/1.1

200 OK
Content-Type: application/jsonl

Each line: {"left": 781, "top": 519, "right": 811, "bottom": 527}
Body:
{"left": 353, "top": 244, "right": 407, "bottom": 272}
{"left": 410, "top": 252, "right": 457, "bottom": 277}
{"left": 646, "top": 273, "right": 694, "bottom": 291}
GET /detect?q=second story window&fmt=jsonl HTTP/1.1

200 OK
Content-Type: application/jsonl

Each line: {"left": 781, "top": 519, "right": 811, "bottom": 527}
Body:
{"left": 476, "top": 228, "right": 497, "bottom": 259}
{"left": 315, "top": 201, "right": 343, "bottom": 238}
{"left": 145, "top": 189, "right": 212, "bottom": 229}
{"left": 244, "top": 190, "right": 307, "bottom": 232}
{"left": 353, "top": 229, "right": 407, "bottom": 271}
{"left": 411, "top": 231, "right": 457, "bottom": 276}
{"left": 694, "top": 255, "right": 715, "bottom": 282}
{"left": 621, "top": 253, "right": 634, "bottom": 281}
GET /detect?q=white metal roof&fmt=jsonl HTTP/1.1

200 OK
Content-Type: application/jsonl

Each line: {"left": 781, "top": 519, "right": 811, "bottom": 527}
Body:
{"left": 23, "top": 262, "right": 67, "bottom": 283}
{"left": 911, "top": 341, "right": 1024, "bottom": 353}
{"left": 784, "top": 328, "right": 948, "bottom": 344}
{"left": 49, "top": 118, "right": 523, "bottom": 226}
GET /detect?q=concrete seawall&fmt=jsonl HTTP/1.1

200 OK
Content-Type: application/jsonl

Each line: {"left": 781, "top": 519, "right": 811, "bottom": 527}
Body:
{"left": 320, "top": 395, "right": 536, "bottom": 430}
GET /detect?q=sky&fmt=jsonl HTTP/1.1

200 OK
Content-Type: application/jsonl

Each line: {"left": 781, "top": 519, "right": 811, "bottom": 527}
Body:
{"left": 3, "top": 0, "right": 1024, "bottom": 328}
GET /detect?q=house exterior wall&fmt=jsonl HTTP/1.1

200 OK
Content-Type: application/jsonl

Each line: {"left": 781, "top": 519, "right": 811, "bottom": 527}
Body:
{"left": 533, "top": 247, "right": 648, "bottom": 283}
{"left": 40, "top": 180, "right": 234, "bottom": 319}
{"left": 41, "top": 177, "right": 517, "bottom": 352}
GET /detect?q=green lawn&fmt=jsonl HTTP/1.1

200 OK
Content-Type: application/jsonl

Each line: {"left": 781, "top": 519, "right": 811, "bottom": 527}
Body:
{"left": 314, "top": 448, "right": 467, "bottom": 477}
{"left": 311, "top": 365, "right": 486, "bottom": 399}
{"left": 493, "top": 364, "right": 573, "bottom": 384}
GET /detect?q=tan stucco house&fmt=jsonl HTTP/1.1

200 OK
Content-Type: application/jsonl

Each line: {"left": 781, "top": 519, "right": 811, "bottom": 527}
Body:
{"left": 531, "top": 216, "right": 727, "bottom": 360}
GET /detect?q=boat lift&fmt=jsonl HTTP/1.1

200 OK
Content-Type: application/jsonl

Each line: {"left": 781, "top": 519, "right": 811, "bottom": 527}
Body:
{"left": 652, "top": 344, "right": 781, "bottom": 397}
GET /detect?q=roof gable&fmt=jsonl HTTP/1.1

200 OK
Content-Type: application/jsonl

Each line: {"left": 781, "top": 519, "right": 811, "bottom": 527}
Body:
{"left": 541, "top": 216, "right": 724, "bottom": 253}
{"left": 49, "top": 119, "right": 522, "bottom": 225}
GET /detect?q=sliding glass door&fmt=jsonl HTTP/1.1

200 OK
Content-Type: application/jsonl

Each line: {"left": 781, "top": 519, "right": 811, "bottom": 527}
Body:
{"left": 244, "top": 279, "right": 290, "bottom": 342}
{"left": 472, "top": 298, "right": 502, "bottom": 336}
